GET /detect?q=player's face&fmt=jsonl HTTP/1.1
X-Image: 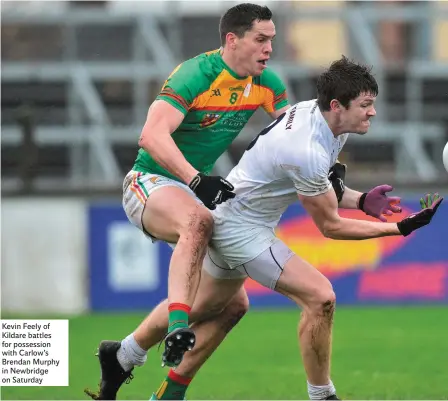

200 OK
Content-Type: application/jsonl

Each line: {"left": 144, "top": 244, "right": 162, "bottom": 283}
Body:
{"left": 235, "top": 20, "right": 275, "bottom": 76}
{"left": 340, "top": 93, "right": 377, "bottom": 135}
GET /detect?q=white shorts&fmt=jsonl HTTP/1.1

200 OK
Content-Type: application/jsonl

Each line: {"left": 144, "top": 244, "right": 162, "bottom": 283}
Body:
{"left": 122, "top": 170, "right": 294, "bottom": 289}
{"left": 203, "top": 199, "right": 296, "bottom": 289}
{"left": 203, "top": 239, "right": 294, "bottom": 290}
{"left": 209, "top": 201, "right": 282, "bottom": 268}
{"left": 122, "top": 170, "right": 202, "bottom": 240}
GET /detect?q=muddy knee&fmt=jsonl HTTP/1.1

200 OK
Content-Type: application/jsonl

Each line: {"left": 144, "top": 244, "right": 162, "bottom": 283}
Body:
{"left": 298, "top": 287, "right": 336, "bottom": 340}
{"left": 308, "top": 286, "right": 336, "bottom": 320}
{"left": 179, "top": 206, "right": 214, "bottom": 243}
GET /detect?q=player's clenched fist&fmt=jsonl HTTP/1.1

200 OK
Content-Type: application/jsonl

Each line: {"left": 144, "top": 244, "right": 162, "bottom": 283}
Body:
{"left": 189, "top": 173, "right": 235, "bottom": 210}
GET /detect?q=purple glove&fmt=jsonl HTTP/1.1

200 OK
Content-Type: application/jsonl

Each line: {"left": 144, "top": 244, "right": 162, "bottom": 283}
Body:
{"left": 358, "top": 184, "right": 402, "bottom": 222}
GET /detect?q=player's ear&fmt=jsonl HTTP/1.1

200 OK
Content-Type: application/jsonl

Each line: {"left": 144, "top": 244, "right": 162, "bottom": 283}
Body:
{"left": 226, "top": 32, "right": 238, "bottom": 49}
{"left": 329, "top": 99, "right": 341, "bottom": 112}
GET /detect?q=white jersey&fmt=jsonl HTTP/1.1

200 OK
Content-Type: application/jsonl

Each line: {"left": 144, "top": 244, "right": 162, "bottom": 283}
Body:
{"left": 211, "top": 100, "right": 349, "bottom": 267}
{"left": 214, "top": 99, "right": 349, "bottom": 227}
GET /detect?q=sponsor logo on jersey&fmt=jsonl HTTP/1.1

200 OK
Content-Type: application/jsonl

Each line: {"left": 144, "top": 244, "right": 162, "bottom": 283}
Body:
{"left": 200, "top": 113, "right": 221, "bottom": 127}
{"left": 285, "top": 105, "right": 297, "bottom": 130}
{"left": 229, "top": 86, "right": 245, "bottom": 92}
{"left": 211, "top": 89, "right": 221, "bottom": 97}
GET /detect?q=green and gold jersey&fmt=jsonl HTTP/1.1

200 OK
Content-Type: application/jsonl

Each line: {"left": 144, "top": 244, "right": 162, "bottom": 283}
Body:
{"left": 133, "top": 49, "right": 288, "bottom": 181}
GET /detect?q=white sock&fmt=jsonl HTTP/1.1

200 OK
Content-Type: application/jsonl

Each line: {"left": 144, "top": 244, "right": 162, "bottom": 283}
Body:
{"left": 307, "top": 380, "right": 336, "bottom": 400}
{"left": 116, "top": 333, "right": 148, "bottom": 372}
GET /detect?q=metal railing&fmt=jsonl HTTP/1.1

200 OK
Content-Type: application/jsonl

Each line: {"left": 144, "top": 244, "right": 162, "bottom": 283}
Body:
{"left": 1, "top": 3, "right": 447, "bottom": 191}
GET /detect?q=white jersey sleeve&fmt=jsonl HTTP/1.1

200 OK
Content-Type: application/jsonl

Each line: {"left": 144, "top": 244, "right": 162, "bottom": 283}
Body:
{"left": 279, "top": 147, "right": 332, "bottom": 197}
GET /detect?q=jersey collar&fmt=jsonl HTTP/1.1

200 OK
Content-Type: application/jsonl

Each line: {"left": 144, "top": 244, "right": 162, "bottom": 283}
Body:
{"left": 218, "top": 47, "right": 249, "bottom": 80}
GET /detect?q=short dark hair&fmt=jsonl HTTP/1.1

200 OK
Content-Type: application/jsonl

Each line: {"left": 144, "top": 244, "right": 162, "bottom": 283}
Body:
{"left": 219, "top": 3, "right": 272, "bottom": 46}
{"left": 316, "top": 56, "right": 379, "bottom": 111}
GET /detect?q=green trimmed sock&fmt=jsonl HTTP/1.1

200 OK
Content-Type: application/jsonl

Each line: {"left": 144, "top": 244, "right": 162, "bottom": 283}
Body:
{"left": 168, "top": 303, "right": 190, "bottom": 333}
{"left": 154, "top": 369, "right": 192, "bottom": 400}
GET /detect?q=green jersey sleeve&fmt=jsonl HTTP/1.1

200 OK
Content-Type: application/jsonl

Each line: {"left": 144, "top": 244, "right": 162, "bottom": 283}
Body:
{"left": 259, "top": 68, "right": 289, "bottom": 113}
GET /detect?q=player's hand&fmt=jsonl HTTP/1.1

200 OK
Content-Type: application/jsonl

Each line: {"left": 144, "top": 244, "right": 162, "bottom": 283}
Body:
{"left": 358, "top": 184, "right": 402, "bottom": 222}
{"left": 328, "top": 162, "right": 346, "bottom": 202}
{"left": 188, "top": 173, "right": 235, "bottom": 210}
{"left": 397, "top": 193, "right": 443, "bottom": 236}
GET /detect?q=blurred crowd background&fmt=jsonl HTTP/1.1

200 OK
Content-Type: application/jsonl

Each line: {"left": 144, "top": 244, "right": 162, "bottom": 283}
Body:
{"left": 2, "top": 0, "right": 448, "bottom": 197}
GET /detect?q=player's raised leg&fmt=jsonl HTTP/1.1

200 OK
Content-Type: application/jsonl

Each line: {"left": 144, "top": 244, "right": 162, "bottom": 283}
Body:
{"left": 86, "top": 265, "right": 247, "bottom": 400}
{"left": 150, "top": 277, "right": 248, "bottom": 400}
{"left": 144, "top": 186, "right": 215, "bottom": 367}
{"left": 85, "top": 186, "right": 212, "bottom": 400}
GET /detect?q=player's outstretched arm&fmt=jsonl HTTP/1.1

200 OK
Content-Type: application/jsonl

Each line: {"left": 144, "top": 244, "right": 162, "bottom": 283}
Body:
{"left": 337, "top": 187, "right": 363, "bottom": 209}
{"left": 298, "top": 188, "right": 443, "bottom": 240}
{"left": 139, "top": 100, "right": 198, "bottom": 184}
{"left": 299, "top": 188, "right": 400, "bottom": 239}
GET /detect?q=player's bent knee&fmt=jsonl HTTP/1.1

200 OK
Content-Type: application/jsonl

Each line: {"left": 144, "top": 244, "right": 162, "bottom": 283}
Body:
{"left": 316, "top": 284, "right": 336, "bottom": 304}
{"left": 179, "top": 205, "right": 214, "bottom": 242}
{"left": 190, "top": 300, "right": 227, "bottom": 321}
{"left": 190, "top": 288, "right": 249, "bottom": 326}
{"left": 190, "top": 290, "right": 232, "bottom": 320}
{"left": 220, "top": 289, "right": 249, "bottom": 333}
{"left": 228, "top": 289, "right": 250, "bottom": 317}
{"left": 309, "top": 287, "right": 336, "bottom": 317}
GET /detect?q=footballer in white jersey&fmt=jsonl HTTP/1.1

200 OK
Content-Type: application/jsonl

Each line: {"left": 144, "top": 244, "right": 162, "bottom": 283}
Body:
{"left": 94, "top": 57, "right": 442, "bottom": 401}
{"left": 161, "top": 56, "right": 441, "bottom": 401}
{"left": 210, "top": 99, "right": 349, "bottom": 269}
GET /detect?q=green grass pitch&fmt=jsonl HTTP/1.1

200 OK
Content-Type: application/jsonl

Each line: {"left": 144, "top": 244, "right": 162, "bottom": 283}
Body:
{"left": 2, "top": 306, "right": 447, "bottom": 400}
